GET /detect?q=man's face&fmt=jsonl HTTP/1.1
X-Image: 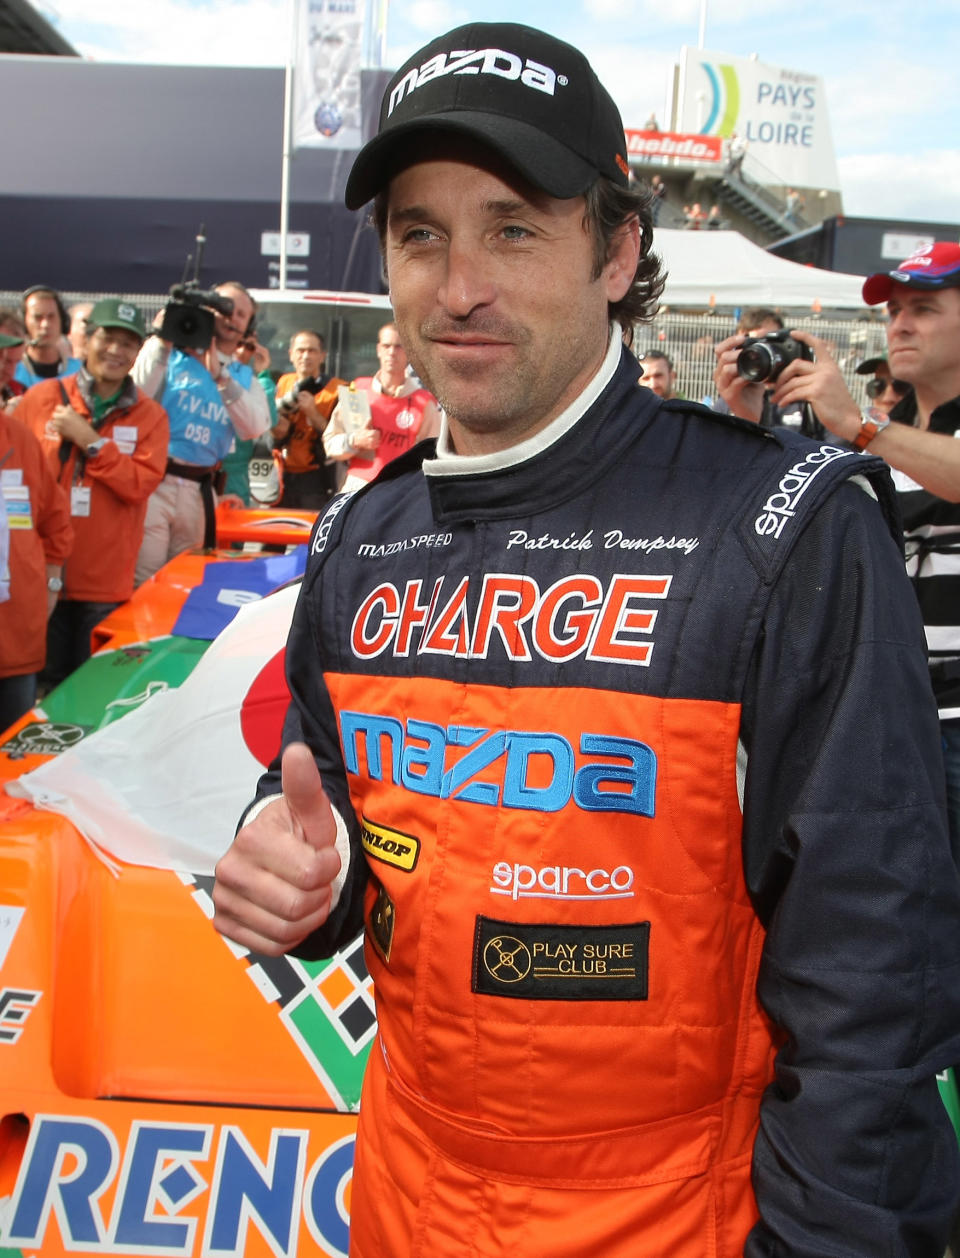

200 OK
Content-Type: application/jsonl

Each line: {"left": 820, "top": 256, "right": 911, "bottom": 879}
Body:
{"left": 639, "top": 358, "right": 675, "bottom": 398}
{"left": 376, "top": 326, "right": 408, "bottom": 379}
{"left": 213, "top": 285, "right": 254, "bottom": 355}
{"left": 84, "top": 325, "right": 142, "bottom": 387}
{"left": 23, "top": 293, "right": 61, "bottom": 349}
{"left": 290, "top": 333, "right": 325, "bottom": 378}
{"left": 886, "top": 285, "right": 960, "bottom": 396}
{"left": 383, "top": 150, "right": 637, "bottom": 452}
{"left": 69, "top": 304, "right": 93, "bottom": 357}
{"left": 864, "top": 361, "right": 909, "bottom": 416}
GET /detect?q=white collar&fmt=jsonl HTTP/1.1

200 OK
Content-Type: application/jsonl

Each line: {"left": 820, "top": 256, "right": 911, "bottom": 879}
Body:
{"left": 426, "top": 325, "right": 622, "bottom": 478}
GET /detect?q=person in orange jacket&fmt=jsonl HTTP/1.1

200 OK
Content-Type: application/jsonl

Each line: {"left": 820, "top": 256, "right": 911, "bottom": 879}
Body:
{"left": 273, "top": 329, "right": 344, "bottom": 509}
{"left": 0, "top": 328, "right": 73, "bottom": 730}
{"left": 16, "top": 299, "right": 169, "bottom": 687}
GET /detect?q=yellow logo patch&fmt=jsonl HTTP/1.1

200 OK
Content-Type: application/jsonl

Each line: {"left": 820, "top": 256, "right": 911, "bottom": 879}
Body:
{"left": 361, "top": 817, "right": 420, "bottom": 872}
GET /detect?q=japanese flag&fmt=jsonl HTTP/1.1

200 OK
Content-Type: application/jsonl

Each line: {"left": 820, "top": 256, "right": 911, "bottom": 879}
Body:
{"left": 7, "top": 583, "right": 299, "bottom": 873}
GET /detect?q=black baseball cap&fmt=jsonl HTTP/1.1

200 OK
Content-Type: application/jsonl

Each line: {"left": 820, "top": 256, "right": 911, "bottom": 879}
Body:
{"left": 345, "top": 22, "right": 630, "bottom": 210}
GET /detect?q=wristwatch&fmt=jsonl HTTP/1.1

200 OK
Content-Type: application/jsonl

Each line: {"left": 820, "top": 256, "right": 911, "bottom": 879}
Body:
{"left": 853, "top": 407, "right": 891, "bottom": 451}
{"left": 86, "top": 437, "right": 107, "bottom": 458}
{"left": 47, "top": 575, "right": 63, "bottom": 593}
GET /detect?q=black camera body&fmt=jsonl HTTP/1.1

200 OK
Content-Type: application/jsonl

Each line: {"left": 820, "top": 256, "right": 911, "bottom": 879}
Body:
{"left": 277, "top": 378, "right": 314, "bottom": 417}
{"left": 736, "top": 331, "right": 812, "bottom": 384}
{"left": 159, "top": 282, "right": 234, "bottom": 351}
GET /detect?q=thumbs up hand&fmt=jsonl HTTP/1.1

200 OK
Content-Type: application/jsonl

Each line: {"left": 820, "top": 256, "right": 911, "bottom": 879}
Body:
{"left": 213, "top": 743, "right": 342, "bottom": 956}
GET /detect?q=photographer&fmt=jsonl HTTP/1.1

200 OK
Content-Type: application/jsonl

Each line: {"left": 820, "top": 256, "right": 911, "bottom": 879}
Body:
{"left": 132, "top": 280, "right": 270, "bottom": 583}
{"left": 713, "top": 309, "right": 822, "bottom": 436}
{"left": 717, "top": 243, "right": 960, "bottom": 849}
{"left": 272, "top": 330, "right": 344, "bottom": 510}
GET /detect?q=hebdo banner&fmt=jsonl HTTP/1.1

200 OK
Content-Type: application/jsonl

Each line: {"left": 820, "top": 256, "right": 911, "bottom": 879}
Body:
{"left": 676, "top": 46, "right": 840, "bottom": 191}
{"left": 293, "top": 0, "right": 366, "bottom": 149}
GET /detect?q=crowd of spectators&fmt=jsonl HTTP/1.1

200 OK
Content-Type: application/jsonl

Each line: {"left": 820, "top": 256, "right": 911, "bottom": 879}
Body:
{"left": 0, "top": 284, "right": 440, "bottom": 731}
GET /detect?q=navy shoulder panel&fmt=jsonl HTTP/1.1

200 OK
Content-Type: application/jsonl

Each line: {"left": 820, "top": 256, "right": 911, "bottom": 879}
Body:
{"left": 732, "top": 429, "right": 900, "bottom": 583}
{"left": 306, "top": 439, "right": 436, "bottom": 569}
{"left": 659, "top": 397, "right": 776, "bottom": 442}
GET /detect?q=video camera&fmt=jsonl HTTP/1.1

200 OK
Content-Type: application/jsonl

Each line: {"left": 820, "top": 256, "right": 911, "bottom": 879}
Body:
{"left": 736, "top": 331, "right": 813, "bottom": 384}
{"left": 158, "top": 225, "right": 233, "bottom": 351}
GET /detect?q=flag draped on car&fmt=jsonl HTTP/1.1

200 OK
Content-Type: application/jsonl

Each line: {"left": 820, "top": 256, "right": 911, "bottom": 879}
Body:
{"left": 7, "top": 583, "right": 299, "bottom": 874}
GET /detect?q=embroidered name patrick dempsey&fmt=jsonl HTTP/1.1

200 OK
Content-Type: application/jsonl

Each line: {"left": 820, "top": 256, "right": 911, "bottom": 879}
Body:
{"left": 214, "top": 19, "right": 960, "bottom": 1258}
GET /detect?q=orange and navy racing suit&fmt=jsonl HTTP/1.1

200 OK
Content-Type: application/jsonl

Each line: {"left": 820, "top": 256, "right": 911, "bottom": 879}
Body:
{"left": 253, "top": 341, "right": 960, "bottom": 1257}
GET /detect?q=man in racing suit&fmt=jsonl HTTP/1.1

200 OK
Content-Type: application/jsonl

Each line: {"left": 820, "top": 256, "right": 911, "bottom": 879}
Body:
{"left": 213, "top": 22, "right": 960, "bottom": 1257}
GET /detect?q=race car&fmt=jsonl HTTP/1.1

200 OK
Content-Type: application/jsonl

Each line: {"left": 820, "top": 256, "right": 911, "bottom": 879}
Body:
{"left": 0, "top": 504, "right": 365, "bottom": 1258}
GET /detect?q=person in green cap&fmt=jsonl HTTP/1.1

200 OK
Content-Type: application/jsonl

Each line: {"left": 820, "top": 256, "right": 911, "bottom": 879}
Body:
{"left": 0, "top": 321, "right": 73, "bottom": 730}
{"left": 0, "top": 309, "right": 28, "bottom": 412}
{"left": 16, "top": 298, "right": 170, "bottom": 686}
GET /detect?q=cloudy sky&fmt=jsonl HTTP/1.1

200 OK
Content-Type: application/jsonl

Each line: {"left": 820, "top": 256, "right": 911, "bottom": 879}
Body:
{"left": 38, "top": 0, "right": 960, "bottom": 225}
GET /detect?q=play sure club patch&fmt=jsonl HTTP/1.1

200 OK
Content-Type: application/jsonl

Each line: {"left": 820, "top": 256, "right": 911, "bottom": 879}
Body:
{"left": 472, "top": 917, "right": 649, "bottom": 1001}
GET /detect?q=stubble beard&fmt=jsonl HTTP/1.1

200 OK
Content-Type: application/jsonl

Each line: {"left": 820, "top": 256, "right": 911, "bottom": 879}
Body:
{"left": 402, "top": 315, "right": 540, "bottom": 437}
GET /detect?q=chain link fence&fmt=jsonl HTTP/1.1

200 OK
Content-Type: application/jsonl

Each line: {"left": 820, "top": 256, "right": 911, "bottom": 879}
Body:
{"left": 632, "top": 311, "right": 889, "bottom": 410}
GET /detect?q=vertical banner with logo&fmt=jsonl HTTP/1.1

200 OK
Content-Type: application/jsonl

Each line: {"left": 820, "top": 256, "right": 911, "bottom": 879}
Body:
{"left": 293, "top": 0, "right": 366, "bottom": 149}
{"left": 676, "top": 46, "right": 840, "bottom": 191}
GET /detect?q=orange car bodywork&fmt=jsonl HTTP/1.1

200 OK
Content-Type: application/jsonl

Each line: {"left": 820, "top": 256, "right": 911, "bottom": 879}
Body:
{"left": 0, "top": 506, "right": 364, "bottom": 1258}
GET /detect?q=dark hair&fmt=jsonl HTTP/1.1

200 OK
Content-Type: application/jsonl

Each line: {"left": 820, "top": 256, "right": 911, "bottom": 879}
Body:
{"left": 581, "top": 176, "right": 665, "bottom": 345}
{"left": 372, "top": 173, "right": 665, "bottom": 346}
{"left": 639, "top": 349, "right": 675, "bottom": 372}
{"left": 21, "top": 285, "right": 69, "bottom": 335}
{"left": 290, "top": 328, "right": 326, "bottom": 351}
{"left": 216, "top": 281, "right": 257, "bottom": 335}
{"left": 738, "top": 306, "right": 783, "bottom": 334}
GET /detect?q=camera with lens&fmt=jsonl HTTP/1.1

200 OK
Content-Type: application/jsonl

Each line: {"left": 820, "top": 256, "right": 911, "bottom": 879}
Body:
{"left": 159, "top": 281, "right": 234, "bottom": 351}
{"left": 277, "top": 379, "right": 314, "bottom": 417}
{"left": 736, "top": 331, "right": 813, "bottom": 384}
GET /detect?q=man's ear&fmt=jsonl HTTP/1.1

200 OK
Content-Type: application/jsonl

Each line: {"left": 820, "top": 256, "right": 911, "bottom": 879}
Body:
{"left": 604, "top": 215, "right": 641, "bottom": 303}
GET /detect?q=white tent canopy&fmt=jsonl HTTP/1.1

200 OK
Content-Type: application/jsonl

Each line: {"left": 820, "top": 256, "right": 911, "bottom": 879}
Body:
{"left": 653, "top": 228, "right": 867, "bottom": 311}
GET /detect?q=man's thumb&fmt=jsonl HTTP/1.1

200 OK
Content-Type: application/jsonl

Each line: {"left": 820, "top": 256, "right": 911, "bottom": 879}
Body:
{"left": 282, "top": 743, "right": 334, "bottom": 850}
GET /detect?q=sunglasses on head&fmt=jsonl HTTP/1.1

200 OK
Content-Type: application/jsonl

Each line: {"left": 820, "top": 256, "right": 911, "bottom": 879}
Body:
{"left": 866, "top": 377, "right": 910, "bottom": 399}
